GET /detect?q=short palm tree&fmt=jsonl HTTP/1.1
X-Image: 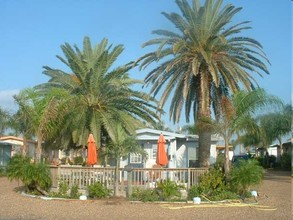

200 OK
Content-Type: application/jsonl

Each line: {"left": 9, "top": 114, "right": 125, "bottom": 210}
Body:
{"left": 137, "top": 0, "right": 270, "bottom": 167}
{"left": 14, "top": 88, "right": 62, "bottom": 161}
{"left": 213, "top": 88, "right": 282, "bottom": 177}
{"left": 37, "top": 36, "right": 160, "bottom": 153}
{"left": 105, "top": 123, "right": 146, "bottom": 196}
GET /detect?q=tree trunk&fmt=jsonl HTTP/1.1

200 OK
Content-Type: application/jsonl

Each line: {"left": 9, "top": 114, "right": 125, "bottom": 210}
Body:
{"left": 197, "top": 72, "right": 212, "bottom": 168}
{"left": 35, "top": 132, "right": 43, "bottom": 163}
{"left": 223, "top": 136, "right": 230, "bottom": 180}
{"left": 22, "top": 136, "right": 28, "bottom": 156}
{"left": 198, "top": 130, "right": 212, "bottom": 167}
{"left": 114, "top": 157, "right": 120, "bottom": 196}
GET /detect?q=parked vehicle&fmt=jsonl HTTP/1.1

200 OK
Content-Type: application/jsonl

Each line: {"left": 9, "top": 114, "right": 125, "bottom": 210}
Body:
{"left": 231, "top": 154, "right": 250, "bottom": 165}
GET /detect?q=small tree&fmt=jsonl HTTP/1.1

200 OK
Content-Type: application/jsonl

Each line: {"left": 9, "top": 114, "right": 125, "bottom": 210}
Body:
{"left": 212, "top": 89, "right": 282, "bottom": 179}
{"left": 106, "top": 124, "right": 146, "bottom": 196}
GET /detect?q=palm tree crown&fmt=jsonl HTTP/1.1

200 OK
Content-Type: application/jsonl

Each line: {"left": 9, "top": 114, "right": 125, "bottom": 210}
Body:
{"left": 37, "top": 36, "right": 160, "bottom": 149}
{"left": 137, "top": 0, "right": 270, "bottom": 167}
{"left": 138, "top": 0, "right": 269, "bottom": 123}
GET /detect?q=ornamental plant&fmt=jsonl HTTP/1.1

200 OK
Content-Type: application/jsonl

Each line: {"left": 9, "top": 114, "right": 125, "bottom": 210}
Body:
{"left": 6, "top": 154, "right": 52, "bottom": 195}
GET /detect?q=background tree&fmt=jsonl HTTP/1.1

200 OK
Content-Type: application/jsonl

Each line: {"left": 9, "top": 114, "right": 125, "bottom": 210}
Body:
{"left": 258, "top": 104, "right": 292, "bottom": 158}
{"left": 0, "top": 107, "right": 12, "bottom": 136}
{"left": 137, "top": 0, "right": 270, "bottom": 167}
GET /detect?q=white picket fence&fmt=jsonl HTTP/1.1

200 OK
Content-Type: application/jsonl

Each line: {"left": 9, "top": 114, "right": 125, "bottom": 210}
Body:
{"left": 49, "top": 165, "right": 208, "bottom": 195}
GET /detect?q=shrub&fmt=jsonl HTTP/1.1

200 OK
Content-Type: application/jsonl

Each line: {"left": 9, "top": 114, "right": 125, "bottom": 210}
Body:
{"left": 87, "top": 182, "right": 111, "bottom": 199}
{"left": 156, "top": 178, "right": 185, "bottom": 201}
{"left": 188, "top": 167, "right": 231, "bottom": 201}
{"left": 130, "top": 187, "right": 160, "bottom": 202}
{"left": 0, "top": 167, "right": 6, "bottom": 177}
{"left": 49, "top": 182, "right": 81, "bottom": 199}
{"left": 197, "top": 167, "right": 226, "bottom": 194}
{"left": 280, "top": 153, "right": 291, "bottom": 170}
{"left": 6, "top": 154, "right": 52, "bottom": 194}
{"left": 70, "top": 184, "right": 81, "bottom": 199}
{"left": 73, "top": 156, "right": 84, "bottom": 165}
{"left": 229, "top": 159, "right": 263, "bottom": 196}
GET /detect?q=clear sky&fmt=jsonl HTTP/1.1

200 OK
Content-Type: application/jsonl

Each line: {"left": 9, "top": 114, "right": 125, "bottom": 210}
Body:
{"left": 0, "top": 0, "right": 291, "bottom": 130}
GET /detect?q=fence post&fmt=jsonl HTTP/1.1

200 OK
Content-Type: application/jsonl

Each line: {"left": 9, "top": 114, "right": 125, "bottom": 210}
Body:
{"left": 187, "top": 168, "right": 191, "bottom": 190}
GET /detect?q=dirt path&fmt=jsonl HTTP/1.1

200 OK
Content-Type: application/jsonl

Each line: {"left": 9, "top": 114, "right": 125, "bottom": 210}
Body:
{"left": 0, "top": 170, "right": 291, "bottom": 220}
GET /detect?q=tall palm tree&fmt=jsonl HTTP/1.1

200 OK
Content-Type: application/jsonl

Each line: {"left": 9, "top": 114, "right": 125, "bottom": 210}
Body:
{"left": 36, "top": 36, "right": 160, "bottom": 154}
{"left": 137, "top": 0, "right": 270, "bottom": 167}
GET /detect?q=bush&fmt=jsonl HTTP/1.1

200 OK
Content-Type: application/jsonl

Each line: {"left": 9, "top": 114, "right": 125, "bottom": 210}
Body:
{"left": 188, "top": 167, "right": 232, "bottom": 201}
{"left": 49, "top": 182, "right": 81, "bottom": 199}
{"left": 70, "top": 184, "right": 81, "bottom": 199}
{"left": 6, "top": 154, "right": 52, "bottom": 194}
{"left": 0, "top": 167, "right": 6, "bottom": 177}
{"left": 156, "top": 178, "right": 185, "bottom": 201}
{"left": 87, "top": 182, "right": 111, "bottom": 199}
{"left": 280, "top": 153, "right": 291, "bottom": 170}
{"left": 73, "top": 156, "right": 84, "bottom": 165}
{"left": 130, "top": 187, "right": 160, "bottom": 202}
{"left": 229, "top": 159, "right": 263, "bottom": 196}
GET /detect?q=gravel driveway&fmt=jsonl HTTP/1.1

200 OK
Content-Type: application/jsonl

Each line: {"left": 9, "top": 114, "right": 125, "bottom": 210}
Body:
{"left": 0, "top": 170, "right": 291, "bottom": 220}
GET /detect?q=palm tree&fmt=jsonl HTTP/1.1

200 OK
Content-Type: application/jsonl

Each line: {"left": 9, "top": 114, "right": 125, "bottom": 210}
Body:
{"left": 137, "top": 0, "right": 270, "bottom": 167}
{"left": 0, "top": 107, "right": 11, "bottom": 136}
{"left": 14, "top": 88, "right": 63, "bottom": 161}
{"left": 212, "top": 89, "right": 282, "bottom": 177}
{"left": 36, "top": 36, "right": 160, "bottom": 156}
{"left": 105, "top": 123, "right": 146, "bottom": 196}
{"left": 258, "top": 104, "right": 292, "bottom": 157}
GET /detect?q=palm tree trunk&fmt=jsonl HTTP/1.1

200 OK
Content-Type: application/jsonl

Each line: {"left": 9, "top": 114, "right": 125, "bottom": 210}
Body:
{"left": 114, "top": 157, "right": 120, "bottom": 196}
{"left": 36, "top": 131, "right": 43, "bottom": 163}
{"left": 223, "top": 136, "right": 230, "bottom": 180}
{"left": 22, "top": 136, "right": 28, "bottom": 156}
{"left": 198, "top": 130, "right": 211, "bottom": 167}
{"left": 197, "top": 72, "right": 212, "bottom": 168}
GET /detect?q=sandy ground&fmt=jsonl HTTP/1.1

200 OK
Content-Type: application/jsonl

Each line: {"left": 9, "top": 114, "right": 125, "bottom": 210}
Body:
{"left": 0, "top": 169, "right": 291, "bottom": 220}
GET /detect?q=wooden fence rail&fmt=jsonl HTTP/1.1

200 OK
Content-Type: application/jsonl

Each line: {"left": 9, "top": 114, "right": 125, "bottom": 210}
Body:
{"left": 49, "top": 166, "right": 207, "bottom": 195}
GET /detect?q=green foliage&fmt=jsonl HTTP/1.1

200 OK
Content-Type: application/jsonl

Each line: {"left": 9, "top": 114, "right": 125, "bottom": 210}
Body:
{"left": 70, "top": 184, "right": 81, "bottom": 199}
{"left": 58, "top": 181, "right": 70, "bottom": 197}
{"left": 280, "top": 153, "right": 291, "bottom": 170}
{"left": 73, "top": 156, "right": 84, "bottom": 165}
{"left": 6, "top": 154, "right": 52, "bottom": 193}
{"left": 49, "top": 182, "right": 81, "bottom": 199}
{"left": 156, "top": 178, "right": 185, "bottom": 201}
{"left": 87, "top": 182, "right": 111, "bottom": 199}
{"left": 188, "top": 167, "right": 231, "bottom": 201}
{"left": 197, "top": 167, "right": 226, "bottom": 193}
{"left": 130, "top": 187, "right": 160, "bottom": 202}
{"left": 229, "top": 159, "right": 264, "bottom": 196}
{"left": 0, "top": 167, "right": 6, "bottom": 177}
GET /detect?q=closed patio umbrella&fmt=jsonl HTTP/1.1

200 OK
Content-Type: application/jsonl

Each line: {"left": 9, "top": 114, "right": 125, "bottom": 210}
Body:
{"left": 87, "top": 134, "right": 97, "bottom": 166}
{"left": 156, "top": 133, "right": 168, "bottom": 167}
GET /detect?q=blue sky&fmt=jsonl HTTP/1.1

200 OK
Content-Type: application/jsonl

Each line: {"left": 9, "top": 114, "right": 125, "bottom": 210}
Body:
{"left": 0, "top": 0, "right": 291, "bottom": 130}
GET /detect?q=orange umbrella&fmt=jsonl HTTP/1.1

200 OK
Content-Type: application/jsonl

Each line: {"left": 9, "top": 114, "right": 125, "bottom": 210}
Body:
{"left": 156, "top": 133, "right": 168, "bottom": 166}
{"left": 87, "top": 134, "right": 97, "bottom": 165}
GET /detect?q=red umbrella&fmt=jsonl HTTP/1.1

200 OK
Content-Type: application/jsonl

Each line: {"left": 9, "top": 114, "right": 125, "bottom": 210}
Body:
{"left": 87, "top": 134, "right": 97, "bottom": 165}
{"left": 156, "top": 133, "right": 168, "bottom": 166}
